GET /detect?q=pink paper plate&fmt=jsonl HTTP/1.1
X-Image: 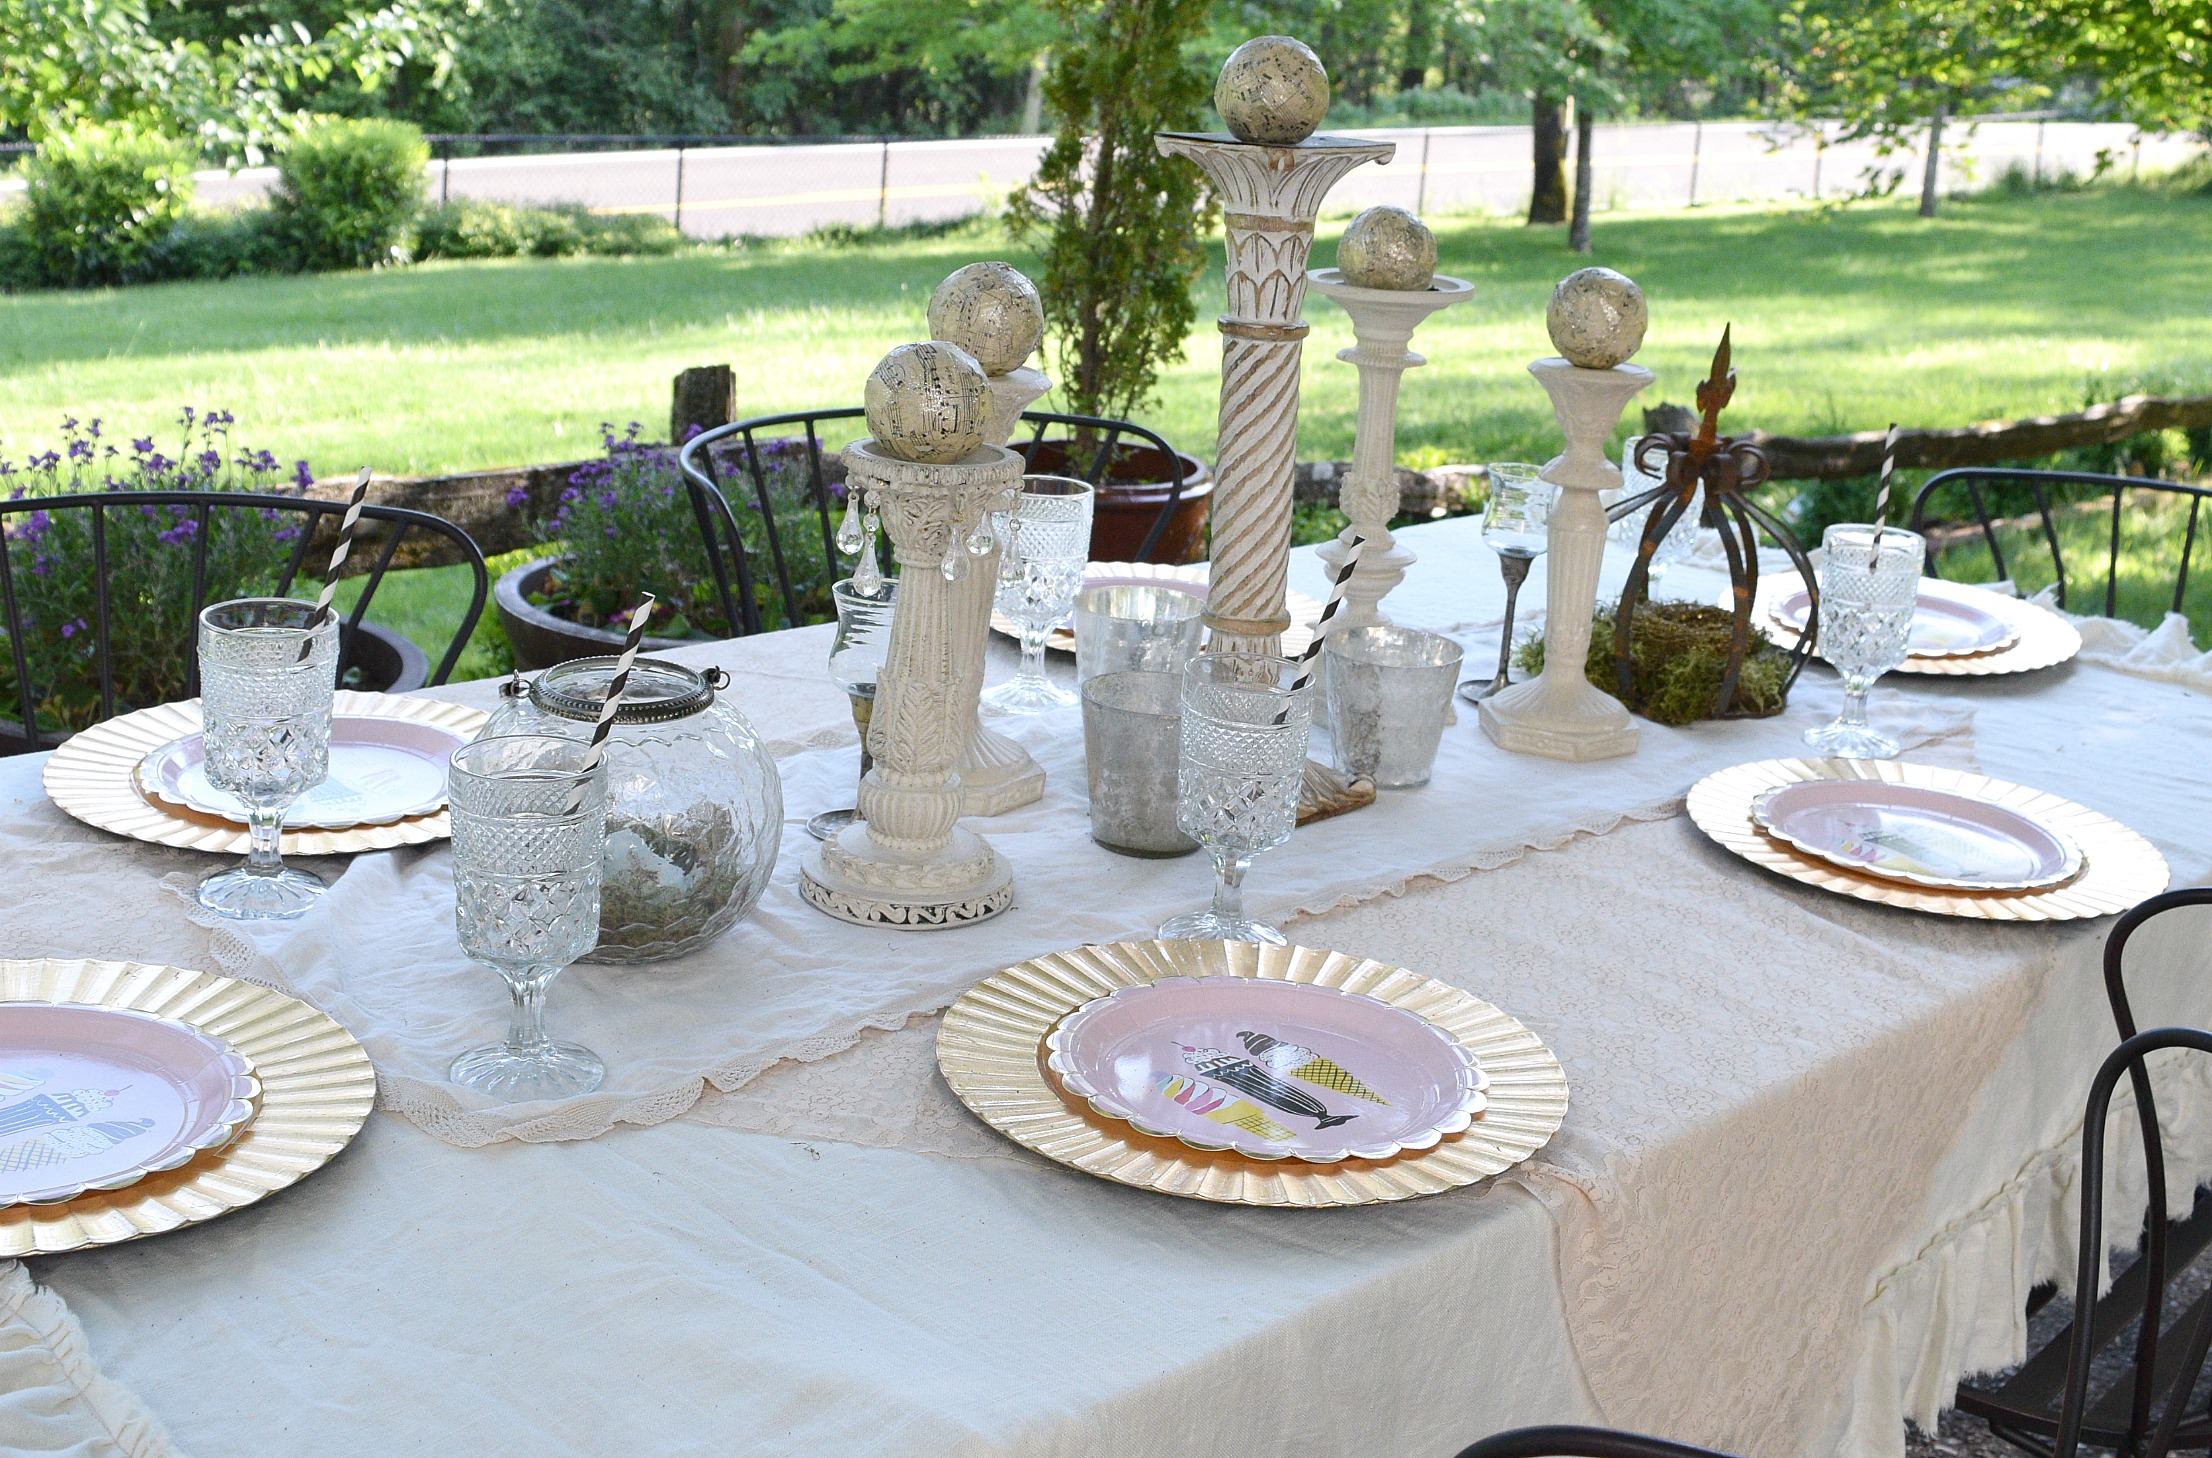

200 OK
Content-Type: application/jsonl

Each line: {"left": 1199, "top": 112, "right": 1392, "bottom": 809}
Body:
{"left": 137, "top": 714, "right": 465, "bottom": 829}
{"left": 0, "top": 1004, "right": 259, "bottom": 1207}
{"left": 1752, "top": 779, "right": 2084, "bottom": 892}
{"left": 1775, "top": 587, "right": 2018, "bottom": 659}
{"left": 1046, "top": 976, "right": 1487, "bottom": 1162}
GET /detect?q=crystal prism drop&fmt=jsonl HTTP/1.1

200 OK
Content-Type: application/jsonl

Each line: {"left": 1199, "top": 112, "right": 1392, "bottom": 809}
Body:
{"left": 939, "top": 544, "right": 965, "bottom": 583}
{"left": 965, "top": 521, "right": 995, "bottom": 558}
{"left": 853, "top": 542, "right": 882, "bottom": 595}
{"left": 834, "top": 493, "right": 864, "bottom": 555}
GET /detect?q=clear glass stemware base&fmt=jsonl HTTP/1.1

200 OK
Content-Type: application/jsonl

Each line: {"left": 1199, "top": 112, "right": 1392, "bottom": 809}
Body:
{"left": 195, "top": 861, "right": 326, "bottom": 920}
{"left": 1803, "top": 717, "right": 1902, "bottom": 760}
{"left": 981, "top": 669, "right": 1077, "bottom": 714}
{"left": 450, "top": 1037, "right": 606, "bottom": 1101}
{"left": 807, "top": 808, "right": 857, "bottom": 840}
{"left": 1156, "top": 907, "right": 1287, "bottom": 947}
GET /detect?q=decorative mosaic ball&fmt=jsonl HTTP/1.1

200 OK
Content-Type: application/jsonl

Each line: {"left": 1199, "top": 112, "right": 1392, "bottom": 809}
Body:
{"left": 926, "top": 261, "right": 1044, "bottom": 377}
{"left": 864, "top": 342, "right": 989, "bottom": 464}
{"left": 1337, "top": 206, "right": 1436, "bottom": 291}
{"left": 1215, "top": 36, "right": 1330, "bottom": 146}
{"left": 1546, "top": 267, "right": 1648, "bottom": 369}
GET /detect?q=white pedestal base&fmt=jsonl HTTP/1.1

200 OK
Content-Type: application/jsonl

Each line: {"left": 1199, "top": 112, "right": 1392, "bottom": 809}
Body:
{"left": 1478, "top": 685, "right": 1638, "bottom": 761}
{"left": 956, "top": 727, "right": 1048, "bottom": 817}
{"left": 798, "top": 823, "right": 1013, "bottom": 929}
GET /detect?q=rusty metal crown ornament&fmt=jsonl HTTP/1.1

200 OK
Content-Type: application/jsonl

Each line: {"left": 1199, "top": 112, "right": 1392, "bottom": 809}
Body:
{"left": 1612, "top": 325, "right": 1820, "bottom": 718}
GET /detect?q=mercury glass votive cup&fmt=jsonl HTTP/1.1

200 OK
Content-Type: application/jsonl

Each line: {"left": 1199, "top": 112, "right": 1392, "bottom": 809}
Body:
{"left": 1159, "top": 653, "right": 1312, "bottom": 948}
{"left": 1081, "top": 671, "right": 1200, "bottom": 858}
{"left": 448, "top": 734, "right": 610, "bottom": 1102}
{"left": 1805, "top": 524, "right": 1927, "bottom": 761}
{"left": 194, "top": 597, "right": 339, "bottom": 921}
{"left": 1073, "top": 584, "right": 1206, "bottom": 685}
{"left": 1325, "top": 625, "right": 1464, "bottom": 789}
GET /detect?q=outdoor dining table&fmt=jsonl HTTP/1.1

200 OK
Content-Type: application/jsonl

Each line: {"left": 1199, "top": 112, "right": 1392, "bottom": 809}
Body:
{"left": 6, "top": 512, "right": 2212, "bottom": 1458}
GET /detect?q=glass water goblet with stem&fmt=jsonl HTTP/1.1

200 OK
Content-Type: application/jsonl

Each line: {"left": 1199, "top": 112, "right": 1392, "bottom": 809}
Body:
{"left": 1459, "top": 462, "right": 1553, "bottom": 703}
{"left": 1805, "top": 523, "right": 1928, "bottom": 760}
{"left": 982, "top": 474, "right": 1095, "bottom": 715}
{"left": 808, "top": 576, "right": 899, "bottom": 840}
{"left": 194, "top": 597, "right": 339, "bottom": 920}
{"left": 448, "top": 734, "right": 610, "bottom": 1102}
{"left": 1158, "top": 653, "right": 1313, "bottom": 947}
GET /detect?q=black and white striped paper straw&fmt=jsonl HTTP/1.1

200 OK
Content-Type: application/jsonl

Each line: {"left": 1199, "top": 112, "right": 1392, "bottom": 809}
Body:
{"left": 1869, "top": 423, "right": 1899, "bottom": 560}
{"left": 299, "top": 466, "right": 371, "bottom": 660}
{"left": 566, "top": 593, "right": 656, "bottom": 814}
{"left": 1272, "top": 535, "right": 1365, "bottom": 725}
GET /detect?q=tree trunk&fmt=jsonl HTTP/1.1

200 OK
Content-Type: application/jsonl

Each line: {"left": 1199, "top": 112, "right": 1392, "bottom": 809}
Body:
{"left": 1399, "top": 0, "right": 1433, "bottom": 92}
{"left": 1020, "top": 53, "right": 1046, "bottom": 134}
{"left": 670, "top": 364, "right": 736, "bottom": 445}
{"left": 1569, "top": 104, "right": 1595, "bottom": 253}
{"left": 1919, "top": 103, "right": 1947, "bottom": 217}
{"left": 1529, "top": 94, "right": 1567, "bottom": 225}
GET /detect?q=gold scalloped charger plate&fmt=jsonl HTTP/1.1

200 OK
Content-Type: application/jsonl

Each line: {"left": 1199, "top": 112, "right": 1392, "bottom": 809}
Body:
{"left": 0, "top": 958, "right": 376, "bottom": 1256}
{"left": 42, "top": 691, "right": 486, "bottom": 855}
{"left": 992, "top": 562, "right": 1325, "bottom": 658}
{"left": 1688, "top": 758, "right": 2169, "bottom": 920}
{"left": 937, "top": 939, "right": 1569, "bottom": 1207}
{"left": 1756, "top": 577, "right": 2080, "bottom": 678}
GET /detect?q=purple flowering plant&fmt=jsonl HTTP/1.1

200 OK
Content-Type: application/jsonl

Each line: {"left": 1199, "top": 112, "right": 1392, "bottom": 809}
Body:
{"left": 522, "top": 424, "right": 838, "bottom": 637}
{"left": 0, "top": 409, "right": 314, "bottom": 732}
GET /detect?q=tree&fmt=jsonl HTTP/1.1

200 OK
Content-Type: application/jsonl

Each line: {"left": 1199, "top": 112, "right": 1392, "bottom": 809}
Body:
{"left": 1769, "top": 0, "right": 2053, "bottom": 216}
{"left": 2043, "top": 0, "right": 2212, "bottom": 138}
{"left": 1006, "top": 0, "right": 1216, "bottom": 422}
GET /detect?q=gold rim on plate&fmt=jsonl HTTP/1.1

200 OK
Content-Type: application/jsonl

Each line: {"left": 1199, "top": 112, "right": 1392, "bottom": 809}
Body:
{"left": 1, "top": 958, "right": 376, "bottom": 1256}
{"left": 42, "top": 690, "right": 486, "bottom": 855}
{"left": 1688, "top": 758, "right": 2170, "bottom": 920}
{"left": 991, "top": 561, "right": 1326, "bottom": 658}
{"left": 937, "top": 939, "right": 1569, "bottom": 1207}
{"left": 1757, "top": 577, "right": 2080, "bottom": 677}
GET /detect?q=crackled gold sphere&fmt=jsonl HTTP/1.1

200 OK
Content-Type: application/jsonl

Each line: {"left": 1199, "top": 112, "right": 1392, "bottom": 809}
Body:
{"left": 1337, "top": 206, "right": 1437, "bottom": 290}
{"left": 1546, "top": 266, "right": 1648, "bottom": 369}
{"left": 863, "top": 341, "right": 989, "bottom": 463}
{"left": 1214, "top": 36, "right": 1330, "bottom": 146}
{"left": 926, "top": 261, "right": 1044, "bottom": 377}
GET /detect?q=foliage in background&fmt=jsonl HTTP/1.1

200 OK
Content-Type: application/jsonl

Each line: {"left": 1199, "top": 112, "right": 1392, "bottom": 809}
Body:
{"left": 414, "top": 200, "right": 687, "bottom": 259}
{"left": 268, "top": 116, "right": 430, "bottom": 269}
{"left": 520, "top": 425, "right": 838, "bottom": 639}
{"left": 1008, "top": 0, "right": 1215, "bottom": 422}
{"left": 17, "top": 123, "right": 197, "bottom": 286}
{"left": 0, "top": 410, "right": 314, "bottom": 732}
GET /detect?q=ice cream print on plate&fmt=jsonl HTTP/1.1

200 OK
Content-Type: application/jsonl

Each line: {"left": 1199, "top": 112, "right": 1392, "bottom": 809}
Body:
{"left": 1751, "top": 779, "right": 2084, "bottom": 893}
{"left": 1046, "top": 975, "right": 1488, "bottom": 1163}
{"left": 0, "top": 1005, "right": 260, "bottom": 1208}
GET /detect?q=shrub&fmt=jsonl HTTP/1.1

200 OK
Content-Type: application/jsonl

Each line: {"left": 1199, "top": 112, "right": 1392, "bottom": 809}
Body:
{"left": 270, "top": 118, "right": 428, "bottom": 271}
{"left": 20, "top": 124, "right": 196, "bottom": 287}
{"left": 521, "top": 424, "right": 837, "bottom": 639}
{"left": 0, "top": 411, "right": 315, "bottom": 733}
{"left": 142, "top": 209, "right": 284, "bottom": 282}
{"left": 414, "top": 200, "right": 686, "bottom": 261}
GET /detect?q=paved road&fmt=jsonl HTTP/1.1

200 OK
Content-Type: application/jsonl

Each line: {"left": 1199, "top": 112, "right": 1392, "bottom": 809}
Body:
{"left": 146, "top": 120, "right": 2203, "bottom": 238}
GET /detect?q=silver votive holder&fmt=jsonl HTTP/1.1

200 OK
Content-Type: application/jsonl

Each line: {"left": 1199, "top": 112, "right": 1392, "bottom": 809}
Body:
{"left": 1325, "top": 625, "right": 1464, "bottom": 789}
{"left": 1081, "top": 671, "right": 1200, "bottom": 857}
{"left": 1073, "top": 584, "right": 1206, "bottom": 684}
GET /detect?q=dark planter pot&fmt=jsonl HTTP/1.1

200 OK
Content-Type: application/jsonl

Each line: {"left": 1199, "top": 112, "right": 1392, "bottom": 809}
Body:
{"left": 495, "top": 556, "right": 699, "bottom": 672}
{"left": 1020, "top": 439, "right": 1212, "bottom": 565}
{"left": 0, "top": 620, "right": 427, "bottom": 757}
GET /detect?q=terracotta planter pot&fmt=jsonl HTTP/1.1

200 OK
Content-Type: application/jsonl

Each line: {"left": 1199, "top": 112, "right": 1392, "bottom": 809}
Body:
{"left": 1019, "top": 439, "right": 1212, "bottom": 565}
{"left": 494, "top": 556, "right": 698, "bottom": 672}
{"left": 0, "top": 620, "right": 428, "bottom": 757}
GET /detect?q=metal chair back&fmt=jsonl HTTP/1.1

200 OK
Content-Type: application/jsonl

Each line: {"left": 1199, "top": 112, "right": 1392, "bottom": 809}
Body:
{"left": 0, "top": 488, "right": 488, "bottom": 750}
{"left": 676, "top": 407, "right": 1197, "bottom": 637}
{"left": 1910, "top": 468, "right": 2212, "bottom": 620}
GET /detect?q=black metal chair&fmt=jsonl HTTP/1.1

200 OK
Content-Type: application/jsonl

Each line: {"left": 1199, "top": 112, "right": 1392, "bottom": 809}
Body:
{"left": 0, "top": 488, "right": 488, "bottom": 752}
{"left": 676, "top": 407, "right": 1194, "bottom": 639}
{"left": 1957, "top": 888, "right": 2212, "bottom": 1457}
{"left": 1455, "top": 1424, "right": 1741, "bottom": 1458}
{"left": 1910, "top": 469, "right": 2212, "bottom": 622}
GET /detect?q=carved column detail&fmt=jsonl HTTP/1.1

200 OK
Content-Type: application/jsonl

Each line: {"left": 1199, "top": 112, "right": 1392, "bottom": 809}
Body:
{"left": 799, "top": 440, "right": 1021, "bottom": 929}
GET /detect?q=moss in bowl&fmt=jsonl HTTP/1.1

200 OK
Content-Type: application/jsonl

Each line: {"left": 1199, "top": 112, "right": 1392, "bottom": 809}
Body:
{"left": 1514, "top": 601, "right": 1792, "bottom": 727}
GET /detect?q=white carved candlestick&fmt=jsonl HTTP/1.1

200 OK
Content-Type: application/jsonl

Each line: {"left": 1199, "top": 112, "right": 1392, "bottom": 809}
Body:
{"left": 1478, "top": 359, "right": 1654, "bottom": 761}
{"left": 949, "top": 364, "right": 1052, "bottom": 816}
{"left": 800, "top": 440, "right": 1020, "bottom": 928}
{"left": 1155, "top": 132, "right": 1393, "bottom": 655}
{"left": 1304, "top": 268, "right": 1474, "bottom": 628}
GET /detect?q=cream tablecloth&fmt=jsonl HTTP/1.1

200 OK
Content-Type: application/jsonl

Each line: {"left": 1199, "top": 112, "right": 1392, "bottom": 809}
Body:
{"left": 5, "top": 516, "right": 2211, "bottom": 1458}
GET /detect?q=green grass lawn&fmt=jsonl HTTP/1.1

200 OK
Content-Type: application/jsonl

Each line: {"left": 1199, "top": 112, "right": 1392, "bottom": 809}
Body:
{"left": 3, "top": 185, "right": 2207, "bottom": 479}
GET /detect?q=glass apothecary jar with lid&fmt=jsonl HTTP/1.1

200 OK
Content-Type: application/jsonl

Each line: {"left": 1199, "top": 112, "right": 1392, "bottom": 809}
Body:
{"left": 481, "top": 656, "right": 782, "bottom": 964}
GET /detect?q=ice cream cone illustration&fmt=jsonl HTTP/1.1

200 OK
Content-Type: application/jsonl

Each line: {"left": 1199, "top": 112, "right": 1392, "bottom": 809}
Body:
{"left": 1237, "top": 1031, "right": 1388, "bottom": 1105}
{"left": 1180, "top": 1045, "right": 1357, "bottom": 1129}
{"left": 1157, "top": 1075, "right": 1294, "bottom": 1142}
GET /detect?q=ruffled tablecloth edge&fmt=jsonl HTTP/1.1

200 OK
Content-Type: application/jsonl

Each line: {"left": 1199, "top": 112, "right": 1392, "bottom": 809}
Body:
{"left": 0, "top": 1261, "right": 180, "bottom": 1458}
